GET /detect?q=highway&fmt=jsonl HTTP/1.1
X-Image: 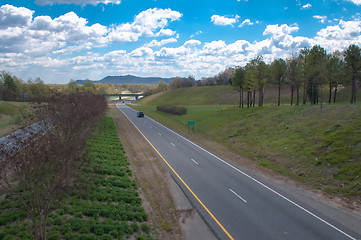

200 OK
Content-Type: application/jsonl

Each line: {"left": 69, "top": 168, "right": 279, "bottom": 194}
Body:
{"left": 117, "top": 103, "right": 360, "bottom": 240}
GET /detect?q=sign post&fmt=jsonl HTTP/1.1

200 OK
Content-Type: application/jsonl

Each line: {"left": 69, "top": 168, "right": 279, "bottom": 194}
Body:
{"left": 188, "top": 121, "right": 195, "bottom": 134}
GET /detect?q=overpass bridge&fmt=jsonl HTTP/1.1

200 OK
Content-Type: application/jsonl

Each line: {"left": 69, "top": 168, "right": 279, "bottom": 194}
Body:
{"left": 103, "top": 93, "right": 143, "bottom": 100}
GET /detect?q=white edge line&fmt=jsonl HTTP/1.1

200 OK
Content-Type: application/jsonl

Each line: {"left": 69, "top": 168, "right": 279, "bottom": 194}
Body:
{"left": 131, "top": 105, "right": 357, "bottom": 240}
{"left": 191, "top": 158, "right": 199, "bottom": 165}
{"left": 229, "top": 188, "right": 247, "bottom": 203}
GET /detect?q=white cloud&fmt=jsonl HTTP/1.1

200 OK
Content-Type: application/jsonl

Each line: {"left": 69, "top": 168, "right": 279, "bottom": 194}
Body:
{"left": 109, "top": 8, "right": 181, "bottom": 42}
{"left": 0, "top": 4, "right": 34, "bottom": 29}
{"left": 301, "top": 3, "right": 312, "bottom": 9}
{"left": 190, "top": 30, "right": 202, "bottom": 38}
{"left": 313, "top": 15, "right": 327, "bottom": 23}
{"left": 239, "top": 19, "right": 253, "bottom": 27}
{"left": 154, "top": 46, "right": 188, "bottom": 61}
{"left": 35, "top": 0, "right": 121, "bottom": 6}
{"left": 211, "top": 15, "right": 239, "bottom": 26}
{"left": 225, "top": 40, "right": 251, "bottom": 55}
{"left": 263, "top": 24, "right": 299, "bottom": 37}
{"left": 145, "top": 38, "right": 177, "bottom": 47}
{"left": 203, "top": 40, "right": 227, "bottom": 55}
{"left": 183, "top": 39, "right": 201, "bottom": 47}
{"left": 130, "top": 47, "right": 154, "bottom": 58}
{"left": 314, "top": 20, "right": 361, "bottom": 51}
{"left": 2, "top": 4, "right": 361, "bottom": 83}
{"left": 345, "top": 0, "right": 361, "bottom": 5}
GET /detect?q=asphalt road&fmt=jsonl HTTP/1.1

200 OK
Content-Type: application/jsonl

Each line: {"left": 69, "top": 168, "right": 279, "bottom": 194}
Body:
{"left": 117, "top": 103, "right": 360, "bottom": 240}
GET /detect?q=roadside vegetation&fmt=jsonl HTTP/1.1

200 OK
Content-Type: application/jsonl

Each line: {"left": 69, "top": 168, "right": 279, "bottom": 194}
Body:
{"left": 134, "top": 85, "right": 361, "bottom": 200}
{"left": 0, "top": 116, "right": 155, "bottom": 239}
{"left": 1, "top": 92, "right": 108, "bottom": 240}
{"left": 0, "top": 101, "right": 28, "bottom": 137}
{"left": 156, "top": 105, "right": 187, "bottom": 116}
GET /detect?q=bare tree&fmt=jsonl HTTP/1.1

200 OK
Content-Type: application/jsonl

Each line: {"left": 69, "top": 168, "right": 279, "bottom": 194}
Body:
{"left": 0, "top": 92, "right": 107, "bottom": 240}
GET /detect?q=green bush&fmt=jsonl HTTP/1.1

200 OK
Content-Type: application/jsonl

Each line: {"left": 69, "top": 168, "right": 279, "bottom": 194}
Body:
{"left": 53, "top": 216, "right": 62, "bottom": 225}
{"left": 141, "top": 223, "right": 150, "bottom": 234}
{"left": 157, "top": 105, "right": 187, "bottom": 116}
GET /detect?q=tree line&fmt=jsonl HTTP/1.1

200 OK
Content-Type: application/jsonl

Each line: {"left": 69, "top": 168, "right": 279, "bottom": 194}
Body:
{"left": 0, "top": 73, "right": 150, "bottom": 102}
{"left": 232, "top": 44, "right": 361, "bottom": 107}
{"left": 149, "top": 44, "right": 360, "bottom": 107}
{"left": 0, "top": 71, "right": 50, "bottom": 101}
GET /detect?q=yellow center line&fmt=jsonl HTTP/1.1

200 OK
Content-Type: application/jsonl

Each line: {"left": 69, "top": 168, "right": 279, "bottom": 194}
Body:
{"left": 119, "top": 107, "right": 234, "bottom": 240}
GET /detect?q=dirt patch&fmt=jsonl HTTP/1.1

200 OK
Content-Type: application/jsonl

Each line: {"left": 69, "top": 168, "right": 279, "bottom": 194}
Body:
{"left": 107, "top": 104, "right": 183, "bottom": 240}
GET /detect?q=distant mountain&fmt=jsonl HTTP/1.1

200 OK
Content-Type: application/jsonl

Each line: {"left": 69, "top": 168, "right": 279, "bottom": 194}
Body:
{"left": 76, "top": 75, "right": 174, "bottom": 85}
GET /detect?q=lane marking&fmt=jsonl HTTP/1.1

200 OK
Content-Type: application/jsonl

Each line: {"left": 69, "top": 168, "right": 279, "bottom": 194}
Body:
{"left": 132, "top": 105, "right": 357, "bottom": 240}
{"left": 171, "top": 142, "right": 175, "bottom": 147}
{"left": 229, "top": 188, "right": 247, "bottom": 203}
{"left": 117, "top": 106, "right": 234, "bottom": 240}
{"left": 191, "top": 158, "right": 199, "bottom": 165}
{"left": 158, "top": 133, "right": 162, "bottom": 136}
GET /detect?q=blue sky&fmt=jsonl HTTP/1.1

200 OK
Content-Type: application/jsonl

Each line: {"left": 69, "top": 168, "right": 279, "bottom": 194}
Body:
{"left": 1, "top": 0, "right": 361, "bottom": 84}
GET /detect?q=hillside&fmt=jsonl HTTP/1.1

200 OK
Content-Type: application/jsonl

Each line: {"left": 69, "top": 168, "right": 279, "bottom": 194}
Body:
{"left": 138, "top": 85, "right": 239, "bottom": 106}
{"left": 0, "top": 101, "right": 27, "bottom": 137}
{"left": 76, "top": 75, "right": 174, "bottom": 85}
{"left": 134, "top": 86, "right": 361, "bottom": 199}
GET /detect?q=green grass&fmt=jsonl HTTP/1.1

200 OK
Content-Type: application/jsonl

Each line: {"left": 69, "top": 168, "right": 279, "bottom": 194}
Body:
{"left": 0, "top": 117, "right": 156, "bottom": 240}
{"left": 0, "top": 101, "right": 28, "bottom": 136}
{"left": 138, "top": 85, "right": 239, "bottom": 106}
{"left": 133, "top": 86, "right": 361, "bottom": 197}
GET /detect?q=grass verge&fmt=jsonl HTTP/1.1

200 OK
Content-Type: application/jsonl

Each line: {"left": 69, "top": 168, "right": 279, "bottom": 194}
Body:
{"left": 0, "top": 101, "right": 28, "bottom": 137}
{"left": 0, "top": 116, "right": 155, "bottom": 240}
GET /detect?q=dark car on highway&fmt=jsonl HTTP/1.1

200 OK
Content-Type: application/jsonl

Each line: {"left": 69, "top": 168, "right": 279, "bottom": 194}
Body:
{"left": 137, "top": 112, "right": 144, "bottom": 117}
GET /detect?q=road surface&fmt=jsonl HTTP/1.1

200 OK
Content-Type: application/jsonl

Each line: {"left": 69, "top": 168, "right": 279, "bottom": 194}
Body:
{"left": 117, "top": 103, "right": 360, "bottom": 240}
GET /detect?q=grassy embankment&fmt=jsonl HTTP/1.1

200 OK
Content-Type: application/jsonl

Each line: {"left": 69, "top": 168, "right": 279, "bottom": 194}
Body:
{"left": 0, "top": 101, "right": 28, "bottom": 137}
{"left": 132, "top": 85, "right": 361, "bottom": 198}
{"left": 0, "top": 117, "right": 155, "bottom": 240}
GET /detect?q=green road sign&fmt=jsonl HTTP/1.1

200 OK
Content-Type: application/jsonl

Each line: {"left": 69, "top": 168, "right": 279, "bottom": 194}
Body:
{"left": 188, "top": 121, "right": 195, "bottom": 126}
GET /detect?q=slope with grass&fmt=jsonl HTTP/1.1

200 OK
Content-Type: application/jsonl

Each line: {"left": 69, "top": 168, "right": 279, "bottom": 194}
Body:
{"left": 139, "top": 85, "right": 239, "bottom": 106}
{"left": 0, "top": 101, "right": 27, "bottom": 137}
{"left": 133, "top": 86, "right": 361, "bottom": 199}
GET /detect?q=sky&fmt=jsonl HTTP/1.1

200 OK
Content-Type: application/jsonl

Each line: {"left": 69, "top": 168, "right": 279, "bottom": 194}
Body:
{"left": 1, "top": 0, "right": 361, "bottom": 84}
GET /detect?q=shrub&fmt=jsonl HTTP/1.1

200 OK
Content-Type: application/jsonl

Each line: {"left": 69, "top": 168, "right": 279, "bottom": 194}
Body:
{"left": 140, "top": 223, "right": 150, "bottom": 234}
{"left": 156, "top": 105, "right": 187, "bottom": 116}
{"left": 53, "top": 216, "right": 62, "bottom": 226}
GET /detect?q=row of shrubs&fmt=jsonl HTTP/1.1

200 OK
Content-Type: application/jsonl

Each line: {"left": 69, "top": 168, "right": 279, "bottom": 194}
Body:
{"left": 0, "top": 117, "right": 155, "bottom": 240}
{"left": 156, "top": 105, "right": 187, "bottom": 116}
